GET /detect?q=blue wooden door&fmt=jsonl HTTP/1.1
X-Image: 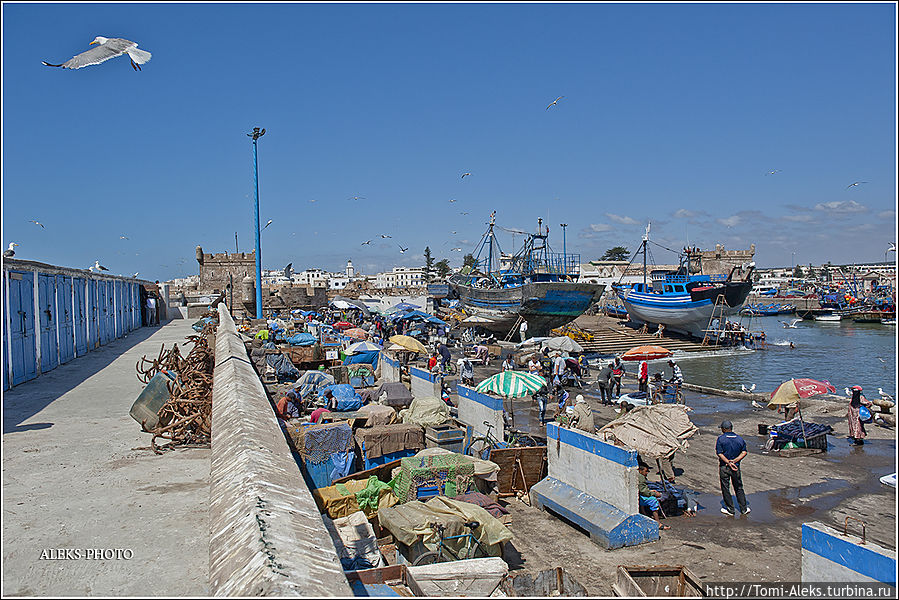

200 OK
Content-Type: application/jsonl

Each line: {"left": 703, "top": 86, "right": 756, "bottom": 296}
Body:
{"left": 56, "top": 275, "right": 75, "bottom": 364}
{"left": 105, "top": 280, "right": 116, "bottom": 340}
{"left": 87, "top": 279, "right": 99, "bottom": 348}
{"left": 73, "top": 277, "right": 88, "bottom": 355}
{"left": 133, "top": 283, "right": 141, "bottom": 329}
{"left": 122, "top": 282, "right": 132, "bottom": 332}
{"left": 114, "top": 280, "right": 124, "bottom": 337}
{"left": 97, "top": 280, "right": 108, "bottom": 344}
{"left": 37, "top": 273, "right": 58, "bottom": 373}
{"left": 7, "top": 271, "right": 37, "bottom": 385}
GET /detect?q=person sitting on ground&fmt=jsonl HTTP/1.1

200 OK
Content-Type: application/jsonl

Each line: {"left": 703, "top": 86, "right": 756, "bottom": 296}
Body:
{"left": 275, "top": 390, "right": 302, "bottom": 420}
{"left": 637, "top": 462, "right": 669, "bottom": 530}
{"left": 570, "top": 394, "right": 595, "bottom": 433}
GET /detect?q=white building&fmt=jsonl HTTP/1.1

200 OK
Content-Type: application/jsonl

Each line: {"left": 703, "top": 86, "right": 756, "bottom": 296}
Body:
{"left": 374, "top": 267, "right": 426, "bottom": 289}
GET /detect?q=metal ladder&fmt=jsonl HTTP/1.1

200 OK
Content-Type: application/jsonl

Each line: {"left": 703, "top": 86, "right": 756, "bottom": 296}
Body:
{"left": 701, "top": 294, "right": 728, "bottom": 347}
{"left": 505, "top": 315, "right": 524, "bottom": 342}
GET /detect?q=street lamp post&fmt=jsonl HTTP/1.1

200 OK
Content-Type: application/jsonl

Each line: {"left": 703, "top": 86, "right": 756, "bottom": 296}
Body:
{"left": 248, "top": 127, "right": 266, "bottom": 319}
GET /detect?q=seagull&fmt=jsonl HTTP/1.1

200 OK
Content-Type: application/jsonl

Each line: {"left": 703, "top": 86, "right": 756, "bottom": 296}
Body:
{"left": 380, "top": 234, "right": 392, "bottom": 238}
{"left": 309, "top": 199, "right": 317, "bottom": 203}
{"left": 546, "top": 96, "right": 564, "bottom": 110}
{"left": 846, "top": 181, "right": 868, "bottom": 189}
{"left": 451, "top": 231, "right": 457, "bottom": 234}
{"left": 451, "top": 247, "right": 462, "bottom": 252}
{"left": 879, "top": 388, "right": 894, "bottom": 403}
{"left": 888, "top": 242, "right": 896, "bottom": 252}
{"left": 43, "top": 36, "right": 151, "bottom": 71}
{"left": 361, "top": 240, "right": 372, "bottom": 246}
{"left": 398, "top": 244, "right": 409, "bottom": 254}
{"left": 4, "top": 242, "right": 18, "bottom": 257}
{"left": 765, "top": 169, "right": 781, "bottom": 175}
{"left": 844, "top": 387, "right": 852, "bottom": 397}
{"left": 262, "top": 219, "right": 273, "bottom": 230}
{"left": 132, "top": 272, "right": 140, "bottom": 278}
{"left": 449, "top": 198, "right": 457, "bottom": 203}
{"left": 741, "top": 384, "right": 756, "bottom": 393}
{"left": 751, "top": 400, "right": 763, "bottom": 409}
{"left": 461, "top": 173, "right": 471, "bottom": 179}
{"left": 28, "top": 220, "right": 45, "bottom": 228}
{"left": 284, "top": 263, "right": 293, "bottom": 279}
{"left": 781, "top": 319, "right": 801, "bottom": 328}
{"left": 460, "top": 211, "right": 469, "bottom": 215}
{"left": 348, "top": 196, "right": 365, "bottom": 201}
{"left": 119, "top": 235, "right": 129, "bottom": 240}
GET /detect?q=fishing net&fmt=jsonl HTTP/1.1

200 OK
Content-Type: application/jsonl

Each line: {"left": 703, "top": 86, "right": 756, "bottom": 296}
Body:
{"left": 292, "top": 422, "right": 354, "bottom": 464}
{"left": 393, "top": 454, "right": 475, "bottom": 503}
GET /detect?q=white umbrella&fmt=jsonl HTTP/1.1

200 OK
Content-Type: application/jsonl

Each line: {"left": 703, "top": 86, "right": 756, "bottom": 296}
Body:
{"left": 461, "top": 315, "right": 494, "bottom": 324}
{"left": 542, "top": 336, "right": 584, "bottom": 353}
{"left": 346, "top": 341, "right": 381, "bottom": 354}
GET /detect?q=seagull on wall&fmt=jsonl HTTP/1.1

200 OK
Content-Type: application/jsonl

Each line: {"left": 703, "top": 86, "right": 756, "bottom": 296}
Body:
{"left": 28, "top": 220, "right": 45, "bottom": 228}
{"left": 4, "top": 242, "right": 18, "bottom": 257}
{"left": 846, "top": 181, "right": 868, "bottom": 189}
{"left": 132, "top": 272, "right": 140, "bottom": 278}
{"left": 741, "top": 384, "right": 756, "bottom": 393}
{"left": 43, "top": 36, "right": 151, "bottom": 71}
{"left": 89, "top": 260, "right": 109, "bottom": 272}
{"left": 546, "top": 96, "right": 564, "bottom": 110}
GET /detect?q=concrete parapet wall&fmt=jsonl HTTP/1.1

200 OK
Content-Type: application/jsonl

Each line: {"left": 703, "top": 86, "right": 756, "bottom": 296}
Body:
{"left": 545, "top": 422, "right": 639, "bottom": 515}
{"left": 209, "top": 305, "right": 350, "bottom": 597}
{"left": 457, "top": 385, "right": 505, "bottom": 440}
{"left": 380, "top": 352, "right": 401, "bottom": 382}
{"left": 801, "top": 521, "right": 896, "bottom": 585}
{"left": 410, "top": 367, "right": 441, "bottom": 399}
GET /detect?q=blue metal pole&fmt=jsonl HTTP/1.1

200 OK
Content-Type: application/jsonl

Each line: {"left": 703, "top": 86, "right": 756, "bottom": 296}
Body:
{"left": 561, "top": 224, "right": 567, "bottom": 277}
{"left": 253, "top": 138, "right": 263, "bottom": 319}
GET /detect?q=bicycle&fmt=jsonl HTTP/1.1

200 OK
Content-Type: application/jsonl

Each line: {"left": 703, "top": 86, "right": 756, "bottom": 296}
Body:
{"left": 465, "top": 421, "right": 539, "bottom": 460}
{"left": 650, "top": 380, "right": 684, "bottom": 405}
{"left": 412, "top": 521, "right": 489, "bottom": 565}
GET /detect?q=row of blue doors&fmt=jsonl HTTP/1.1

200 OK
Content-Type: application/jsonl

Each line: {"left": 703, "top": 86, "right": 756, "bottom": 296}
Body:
{"left": 4, "top": 271, "right": 143, "bottom": 389}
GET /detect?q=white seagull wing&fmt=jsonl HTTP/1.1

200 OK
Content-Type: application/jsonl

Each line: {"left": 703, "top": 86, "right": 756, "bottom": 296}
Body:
{"left": 46, "top": 39, "right": 135, "bottom": 69}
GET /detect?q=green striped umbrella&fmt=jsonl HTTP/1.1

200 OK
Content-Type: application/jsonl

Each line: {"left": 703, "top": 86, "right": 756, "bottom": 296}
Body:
{"left": 476, "top": 370, "right": 547, "bottom": 398}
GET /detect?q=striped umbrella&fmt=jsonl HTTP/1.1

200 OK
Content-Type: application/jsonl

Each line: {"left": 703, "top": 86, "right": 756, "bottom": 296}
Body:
{"left": 476, "top": 370, "right": 547, "bottom": 399}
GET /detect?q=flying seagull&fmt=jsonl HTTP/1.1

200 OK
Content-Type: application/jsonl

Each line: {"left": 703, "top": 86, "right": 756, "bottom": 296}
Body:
{"left": 846, "top": 181, "right": 868, "bottom": 189}
{"left": 449, "top": 198, "right": 457, "bottom": 203}
{"left": 398, "top": 244, "right": 409, "bottom": 254}
{"left": 284, "top": 263, "right": 293, "bottom": 279}
{"left": 119, "top": 235, "right": 129, "bottom": 240}
{"left": 380, "top": 234, "right": 392, "bottom": 239}
{"left": 132, "top": 272, "right": 140, "bottom": 278}
{"left": 262, "top": 219, "right": 273, "bottom": 231}
{"left": 461, "top": 172, "right": 471, "bottom": 179}
{"left": 546, "top": 96, "right": 564, "bottom": 110}
{"left": 4, "top": 242, "right": 18, "bottom": 257}
{"left": 361, "top": 240, "right": 372, "bottom": 246}
{"left": 765, "top": 169, "right": 781, "bottom": 175}
{"left": 460, "top": 211, "right": 469, "bottom": 215}
{"left": 451, "top": 247, "right": 462, "bottom": 252}
{"left": 451, "top": 231, "right": 457, "bottom": 234}
{"left": 348, "top": 196, "right": 365, "bottom": 201}
{"left": 781, "top": 318, "right": 801, "bottom": 328}
{"left": 43, "top": 36, "right": 151, "bottom": 71}
{"left": 28, "top": 220, "right": 45, "bottom": 228}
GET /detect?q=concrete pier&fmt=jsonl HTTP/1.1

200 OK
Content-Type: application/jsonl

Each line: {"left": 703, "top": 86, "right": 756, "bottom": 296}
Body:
{"left": 2, "top": 320, "right": 209, "bottom": 596}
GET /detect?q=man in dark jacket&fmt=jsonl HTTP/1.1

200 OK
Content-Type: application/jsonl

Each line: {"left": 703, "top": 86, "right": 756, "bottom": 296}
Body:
{"left": 596, "top": 362, "right": 613, "bottom": 405}
{"left": 716, "top": 420, "right": 749, "bottom": 516}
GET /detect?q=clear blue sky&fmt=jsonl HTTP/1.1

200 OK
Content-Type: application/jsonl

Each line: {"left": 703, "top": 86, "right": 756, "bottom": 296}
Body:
{"left": 2, "top": 2, "right": 896, "bottom": 281}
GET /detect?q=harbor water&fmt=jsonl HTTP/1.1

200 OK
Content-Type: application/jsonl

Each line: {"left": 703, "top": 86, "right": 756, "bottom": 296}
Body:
{"left": 655, "top": 316, "right": 897, "bottom": 398}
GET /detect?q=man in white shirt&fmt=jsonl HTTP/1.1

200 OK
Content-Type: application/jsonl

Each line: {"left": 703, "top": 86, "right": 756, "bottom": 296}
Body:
{"left": 519, "top": 320, "right": 528, "bottom": 342}
{"left": 146, "top": 296, "right": 157, "bottom": 326}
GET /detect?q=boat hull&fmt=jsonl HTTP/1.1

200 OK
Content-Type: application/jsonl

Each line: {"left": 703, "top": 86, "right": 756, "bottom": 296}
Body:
{"left": 616, "top": 281, "right": 752, "bottom": 338}
{"left": 449, "top": 279, "right": 605, "bottom": 337}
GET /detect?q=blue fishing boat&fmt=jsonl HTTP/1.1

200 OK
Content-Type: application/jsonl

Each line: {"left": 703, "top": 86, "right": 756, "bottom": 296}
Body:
{"left": 612, "top": 226, "right": 754, "bottom": 338}
{"left": 448, "top": 213, "right": 604, "bottom": 337}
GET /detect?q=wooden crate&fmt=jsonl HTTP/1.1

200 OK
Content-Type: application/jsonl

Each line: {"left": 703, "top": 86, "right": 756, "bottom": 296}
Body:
{"left": 612, "top": 565, "right": 704, "bottom": 597}
{"left": 488, "top": 446, "right": 547, "bottom": 496}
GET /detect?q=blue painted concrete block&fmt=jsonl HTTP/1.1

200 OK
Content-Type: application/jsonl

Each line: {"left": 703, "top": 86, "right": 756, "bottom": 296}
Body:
{"left": 529, "top": 477, "right": 659, "bottom": 550}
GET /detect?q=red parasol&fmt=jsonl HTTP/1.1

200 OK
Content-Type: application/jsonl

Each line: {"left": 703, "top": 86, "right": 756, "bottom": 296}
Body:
{"left": 332, "top": 321, "right": 354, "bottom": 330}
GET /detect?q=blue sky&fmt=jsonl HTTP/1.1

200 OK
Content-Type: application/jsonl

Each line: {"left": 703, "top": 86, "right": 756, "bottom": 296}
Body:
{"left": 2, "top": 2, "right": 896, "bottom": 281}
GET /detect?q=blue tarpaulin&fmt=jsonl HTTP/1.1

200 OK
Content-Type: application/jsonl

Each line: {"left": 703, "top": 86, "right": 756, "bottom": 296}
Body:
{"left": 343, "top": 350, "right": 379, "bottom": 368}
{"left": 287, "top": 333, "right": 317, "bottom": 346}
{"left": 320, "top": 384, "right": 364, "bottom": 411}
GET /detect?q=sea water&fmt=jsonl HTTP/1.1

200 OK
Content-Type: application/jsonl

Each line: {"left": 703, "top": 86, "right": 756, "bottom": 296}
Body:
{"left": 662, "top": 316, "right": 897, "bottom": 398}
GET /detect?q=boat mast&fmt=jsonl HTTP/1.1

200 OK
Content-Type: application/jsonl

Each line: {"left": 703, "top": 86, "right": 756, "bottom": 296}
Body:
{"left": 642, "top": 222, "right": 650, "bottom": 287}
{"left": 487, "top": 211, "right": 496, "bottom": 276}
